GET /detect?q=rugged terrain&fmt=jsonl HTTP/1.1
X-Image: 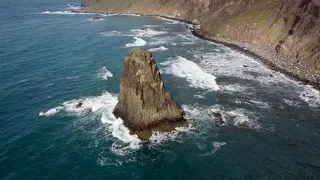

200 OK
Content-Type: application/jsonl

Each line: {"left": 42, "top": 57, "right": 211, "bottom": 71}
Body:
{"left": 113, "top": 49, "right": 185, "bottom": 140}
{"left": 81, "top": 0, "right": 320, "bottom": 89}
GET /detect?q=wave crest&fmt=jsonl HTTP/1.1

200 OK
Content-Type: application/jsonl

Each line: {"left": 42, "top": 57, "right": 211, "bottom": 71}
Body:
{"left": 161, "top": 56, "right": 220, "bottom": 91}
{"left": 125, "top": 37, "right": 147, "bottom": 47}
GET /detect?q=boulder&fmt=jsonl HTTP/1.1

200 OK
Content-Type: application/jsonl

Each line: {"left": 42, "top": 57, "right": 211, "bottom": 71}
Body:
{"left": 194, "top": 24, "right": 201, "bottom": 30}
{"left": 192, "top": 19, "right": 200, "bottom": 25}
{"left": 113, "top": 49, "right": 185, "bottom": 140}
{"left": 75, "top": 102, "right": 83, "bottom": 108}
{"left": 212, "top": 111, "right": 225, "bottom": 126}
{"left": 92, "top": 17, "right": 101, "bottom": 20}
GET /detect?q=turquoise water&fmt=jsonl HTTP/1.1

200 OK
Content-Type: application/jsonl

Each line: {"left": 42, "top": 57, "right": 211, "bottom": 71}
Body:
{"left": 1, "top": 0, "right": 320, "bottom": 179}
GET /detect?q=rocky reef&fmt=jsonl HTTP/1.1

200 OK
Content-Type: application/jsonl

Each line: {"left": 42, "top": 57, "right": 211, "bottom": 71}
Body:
{"left": 81, "top": 0, "right": 320, "bottom": 89}
{"left": 113, "top": 49, "right": 185, "bottom": 140}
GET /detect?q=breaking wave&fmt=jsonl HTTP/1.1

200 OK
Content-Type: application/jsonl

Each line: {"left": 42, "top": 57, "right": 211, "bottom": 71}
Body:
{"left": 220, "top": 84, "right": 247, "bottom": 92}
{"left": 39, "top": 107, "right": 63, "bottom": 116}
{"left": 156, "top": 16, "right": 180, "bottom": 24}
{"left": 160, "top": 56, "right": 220, "bottom": 91}
{"left": 65, "top": 4, "right": 81, "bottom": 11}
{"left": 148, "top": 124, "right": 194, "bottom": 145}
{"left": 130, "top": 28, "right": 167, "bottom": 37}
{"left": 149, "top": 46, "right": 168, "bottom": 52}
{"left": 97, "top": 66, "right": 113, "bottom": 80}
{"left": 42, "top": 11, "right": 95, "bottom": 15}
{"left": 39, "top": 92, "right": 142, "bottom": 155}
{"left": 299, "top": 85, "right": 320, "bottom": 108}
{"left": 210, "top": 106, "right": 261, "bottom": 129}
{"left": 193, "top": 50, "right": 290, "bottom": 87}
{"left": 99, "top": 31, "right": 127, "bottom": 37}
{"left": 39, "top": 92, "right": 116, "bottom": 117}
{"left": 125, "top": 37, "right": 147, "bottom": 47}
{"left": 38, "top": 92, "right": 196, "bottom": 156}
{"left": 101, "top": 13, "right": 141, "bottom": 17}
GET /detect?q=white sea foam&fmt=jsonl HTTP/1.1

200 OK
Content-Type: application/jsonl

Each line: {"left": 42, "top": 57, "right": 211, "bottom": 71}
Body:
{"left": 99, "top": 31, "right": 127, "bottom": 37}
{"left": 149, "top": 36, "right": 174, "bottom": 45}
{"left": 227, "top": 110, "right": 255, "bottom": 127}
{"left": 66, "top": 4, "right": 81, "bottom": 10}
{"left": 210, "top": 107, "right": 261, "bottom": 129}
{"left": 160, "top": 56, "right": 220, "bottom": 91}
{"left": 227, "top": 110, "right": 259, "bottom": 129}
{"left": 125, "top": 37, "right": 147, "bottom": 47}
{"left": 248, "top": 100, "right": 270, "bottom": 109}
{"left": 101, "top": 112, "right": 142, "bottom": 156}
{"left": 299, "top": 86, "right": 320, "bottom": 108}
{"left": 96, "top": 93, "right": 141, "bottom": 156}
{"left": 220, "top": 84, "right": 247, "bottom": 92}
{"left": 156, "top": 16, "right": 180, "bottom": 24}
{"left": 101, "top": 13, "right": 141, "bottom": 17}
{"left": 149, "top": 46, "right": 168, "bottom": 52}
{"left": 97, "top": 157, "right": 121, "bottom": 167}
{"left": 144, "top": 25, "right": 159, "bottom": 28}
{"left": 198, "top": 141, "right": 227, "bottom": 156}
{"left": 130, "top": 28, "right": 167, "bottom": 37}
{"left": 62, "top": 92, "right": 115, "bottom": 115}
{"left": 284, "top": 99, "right": 300, "bottom": 107}
{"left": 39, "top": 107, "right": 63, "bottom": 116}
{"left": 42, "top": 11, "right": 95, "bottom": 15}
{"left": 193, "top": 50, "right": 291, "bottom": 87}
{"left": 100, "top": 28, "right": 166, "bottom": 38}
{"left": 212, "top": 142, "right": 227, "bottom": 154}
{"left": 149, "top": 124, "right": 194, "bottom": 145}
{"left": 39, "top": 92, "right": 142, "bottom": 155}
{"left": 97, "top": 66, "right": 113, "bottom": 80}
{"left": 39, "top": 92, "right": 115, "bottom": 117}
{"left": 194, "top": 93, "right": 205, "bottom": 99}
{"left": 54, "top": 91, "right": 141, "bottom": 155}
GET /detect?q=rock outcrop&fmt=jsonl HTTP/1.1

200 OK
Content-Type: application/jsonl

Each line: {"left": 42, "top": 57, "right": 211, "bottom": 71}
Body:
{"left": 211, "top": 111, "right": 225, "bottom": 126}
{"left": 113, "top": 49, "right": 185, "bottom": 140}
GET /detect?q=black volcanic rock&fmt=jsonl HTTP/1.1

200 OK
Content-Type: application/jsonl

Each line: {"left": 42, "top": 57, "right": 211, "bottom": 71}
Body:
{"left": 113, "top": 49, "right": 185, "bottom": 140}
{"left": 212, "top": 111, "right": 225, "bottom": 126}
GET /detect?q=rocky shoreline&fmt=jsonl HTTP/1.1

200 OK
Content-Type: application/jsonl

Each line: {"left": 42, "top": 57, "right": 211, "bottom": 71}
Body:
{"left": 141, "top": 14, "right": 320, "bottom": 91}
{"left": 191, "top": 30, "right": 320, "bottom": 91}
{"left": 78, "top": 7, "right": 320, "bottom": 90}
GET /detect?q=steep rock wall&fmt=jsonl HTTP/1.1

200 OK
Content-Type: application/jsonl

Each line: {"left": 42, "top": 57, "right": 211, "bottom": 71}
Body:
{"left": 81, "top": 0, "right": 320, "bottom": 84}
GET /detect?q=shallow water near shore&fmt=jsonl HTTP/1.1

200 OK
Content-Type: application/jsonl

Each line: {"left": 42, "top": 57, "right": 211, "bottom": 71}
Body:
{"left": 1, "top": 0, "right": 320, "bottom": 179}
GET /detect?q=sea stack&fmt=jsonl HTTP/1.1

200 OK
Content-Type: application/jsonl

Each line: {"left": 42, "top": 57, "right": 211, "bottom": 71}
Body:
{"left": 113, "top": 48, "right": 185, "bottom": 140}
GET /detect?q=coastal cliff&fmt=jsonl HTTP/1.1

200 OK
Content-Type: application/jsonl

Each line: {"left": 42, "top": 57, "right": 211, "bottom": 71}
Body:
{"left": 81, "top": 0, "right": 320, "bottom": 88}
{"left": 113, "top": 49, "right": 185, "bottom": 140}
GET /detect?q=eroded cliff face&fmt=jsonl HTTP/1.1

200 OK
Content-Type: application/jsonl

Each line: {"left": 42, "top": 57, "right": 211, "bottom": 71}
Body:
{"left": 81, "top": 0, "right": 320, "bottom": 85}
{"left": 82, "top": 0, "right": 319, "bottom": 68}
{"left": 113, "top": 49, "right": 185, "bottom": 140}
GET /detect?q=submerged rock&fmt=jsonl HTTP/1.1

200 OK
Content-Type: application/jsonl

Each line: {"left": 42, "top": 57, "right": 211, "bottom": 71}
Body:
{"left": 92, "top": 17, "right": 101, "bottom": 20}
{"left": 113, "top": 48, "right": 185, "bottom": 140}
{"left": 212, "top": 111, "right": 225, "bottom": 126}
{"left": 75, "top": 102, "right": 83, "bottom": 108}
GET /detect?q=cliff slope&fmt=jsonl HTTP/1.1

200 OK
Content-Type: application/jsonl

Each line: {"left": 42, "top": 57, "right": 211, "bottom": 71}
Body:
{"left": 82, "top": 0, "right": 320, "bottom": 87}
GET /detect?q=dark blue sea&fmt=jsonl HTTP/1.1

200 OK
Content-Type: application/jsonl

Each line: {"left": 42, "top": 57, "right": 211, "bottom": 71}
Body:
{"left": 1, "top": 0, "right": 320, "bottom": 179}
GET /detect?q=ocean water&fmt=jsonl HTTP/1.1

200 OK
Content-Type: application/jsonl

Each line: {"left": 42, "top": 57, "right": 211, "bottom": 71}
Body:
{"left": 1, "top": 0, "right": 320, "bottom": 179}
